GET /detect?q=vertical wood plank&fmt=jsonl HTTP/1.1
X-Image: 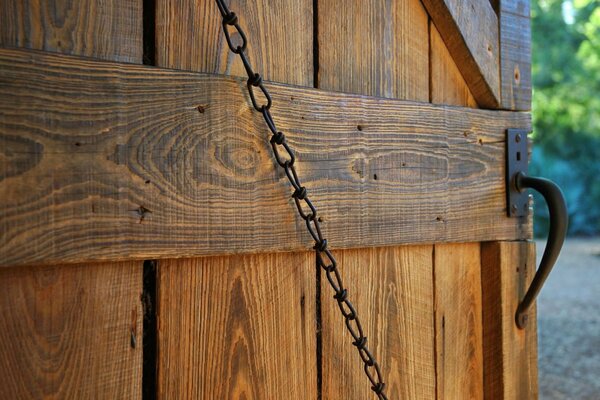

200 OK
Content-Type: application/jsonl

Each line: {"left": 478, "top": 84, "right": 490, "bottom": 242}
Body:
{"left": 430, "top": 17, "right": 484, "bottom": 400}
{"left": 499, "top": 0, "right": 531, "bottom": 110}
{"left": 321, "top": 246, "right": 436, "bottom": 399}
{"left": 434, "top": 243, "right": 484, "bottom": 399}
{"left": 0, "top": 0, "right": 142, "bottom": 63}
{"left": 481, "top": 241, "right": 538, "bottom": 399}
{"left": 156, "top": 0, "right": 313, "bottom": 86}
{"left": 317, "top": 0, "right": 429, "bottom": 100}
{"left": 157, "top": 252, "right": 317, "bottom": 399}
{"left": 318, "top": 1, "right": 433, "bottom": 398}
{"left": 155, "top": 1, "right": 316, "bottom": 398}
{"left": 430, "top": 24, "right": 478, "bottom": 108}
{"left": 0, "top": 1, "right": 144, "bottom": 398}
{"left": 0, "top": 261, "right": 143, "bottom": 399}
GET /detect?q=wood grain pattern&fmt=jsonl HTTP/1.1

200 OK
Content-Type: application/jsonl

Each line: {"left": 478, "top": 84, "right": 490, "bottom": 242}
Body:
{"left": 0, "top": 3, "right": 144, "bottom": 399}
{"left": 500, "top": 0, "right": 530, "bottom": 18}
{"left": 317, "top": 0, "right": 429, "bottom": 101}
{"left": 430, "top": 24, "right": 478, "bottom": 108}
{"left": 318, "top": 7, "right": 436, "bottom": 396}
{"left": 499, "top": 0, "right": 532, "bottom": 110}
{"left": 0, "top": 261, "right": 143, "bottom": 399}
{"left": 156, "top": 252, "right": 317, "bottom": 399}
{"left": 430, "top": 25, "right": 485, "bottom": 400}
{"left": 321, "top": 246, "right": 436, "bottom": 399}
{"left": 0, "top": 0, "right": 142, "bottom": 63}
{"left": 0, "top": 47, "right": 532, "bottom": 267}
{"left": 434, "top": 243, "right": 484, "bottom": 399}
{"left": 481, "top": 241, "right": 538, "bottom": 399}
{"left": 421, "top": 0, "right": 501, "bottom": 108}
{"left": 155, "top": 4, "right": 317, "bottom": 399}
{"left": 155, "top": 0, "right": 313, "bottom": 86}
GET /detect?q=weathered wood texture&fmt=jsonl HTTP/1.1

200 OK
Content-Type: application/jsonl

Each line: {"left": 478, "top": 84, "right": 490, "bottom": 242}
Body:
{"left": 422, "top": 0, "right": 501, "bottom": 108}
{"left": 317, "top": 0, "right": 429, "bottom": 101}
{"left": 499, "top": 0, "right": 532, "bottom": 110}
{"left": 481, "top": 241, "right": 539, "bottom": 399}
{"left": 0, "top": 0, "right": 142, "bottom": 63}
{"left": 0, "top": 261, "right": 143, "bottom": 399}
{"left": 157, "top": 252, "right": 317, "bottom": 399}
{"left": 434, "top": 243, "right": 484, "bottom": 399}
{"left": 318, "top": 4, "right": 435, "bottom": 396}
{"left": 430, "top": 28, "right": 484, "bottom": 400}
{"left": 156, "top": 0, "right": 313, "bottom": 86}
{"left": 0, "top": 48, "right": 532, "bottom": 267}
{"left": 430, "top": 24, "right": 477, "bottom": 108}
{"left": 319, "top": 6, "right": 484, "bottom": 399}
{"left": 321, "top": 246, "right": 436, "bottom": 399}
{"left": 154, "top": 4, "right": 317, "bottom": 399}
{"left": 0, "top": 3, "right": 144, "bottom": 400}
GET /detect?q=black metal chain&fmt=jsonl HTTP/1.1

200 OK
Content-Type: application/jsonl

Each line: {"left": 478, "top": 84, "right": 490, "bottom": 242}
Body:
{"left": 213, "top": 1, "right": 388, "bottom": 398}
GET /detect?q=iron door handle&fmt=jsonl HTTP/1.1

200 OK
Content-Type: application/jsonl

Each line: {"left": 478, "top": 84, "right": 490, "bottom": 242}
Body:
{"left": 514, "top": 172, "right": 568, "bottom": 328}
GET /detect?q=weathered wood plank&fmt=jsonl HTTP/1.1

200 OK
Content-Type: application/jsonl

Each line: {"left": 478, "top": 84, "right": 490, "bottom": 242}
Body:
{"left": 0, "top": 261, "right": 143, "bottom": 399}
{"left": 156, "top": 0, "right": 313, "bottom": 86}
{"left": 430, "top": 24, "right": 477, "bottom": 108}
{"left": 0, "top": 48, "right": 531, "bottom": 267}
{"left": 499, "top": 1, "right": 532, "bottom": 110}
{"left": 318, "top": 4, "right": 434, "bottom": 398}
{"left": 321, "top": 246, "right": 436, "bottom": 399}
{"left": 421, "top": 0, "right": 501, "bottom": 108}
{"left": 500, "top": 0, "right": 530, "bottom": 17}
{"left": 481, "top": 241, "right": 538, "bottom": 399}
{"left": 0, "top": 0, "right": 142, "bottom": 63}
{"left": 430, "top": 32, "right": 484, "bottom": 399}
{"left": 154, "top": 3, "right": 317, "bottom": 399}
{"left": 0, "top": 4, "right": 144, "bottom": 399}
{"left": 317, "top": 0, "right": 429, "bottom": 101}
{"left": 434, "top": 243, "right": 484, "bottom": 399}
{"left": 156, "top": 252, "right": 317, "bottom": 399}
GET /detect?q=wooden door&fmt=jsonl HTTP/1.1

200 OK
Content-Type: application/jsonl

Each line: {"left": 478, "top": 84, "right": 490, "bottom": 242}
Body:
{"left": 0, "top": 0, "right": 537, "bottom": 399}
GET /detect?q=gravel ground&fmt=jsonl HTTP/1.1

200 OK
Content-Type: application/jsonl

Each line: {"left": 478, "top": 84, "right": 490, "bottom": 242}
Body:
{"left": 537, "top": 238, "right": 600, "bottom": 399}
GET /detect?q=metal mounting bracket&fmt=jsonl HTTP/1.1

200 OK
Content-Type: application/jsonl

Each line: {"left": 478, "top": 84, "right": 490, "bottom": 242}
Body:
{"left": 506, "top": 129, "right": 530, "bottom": 217}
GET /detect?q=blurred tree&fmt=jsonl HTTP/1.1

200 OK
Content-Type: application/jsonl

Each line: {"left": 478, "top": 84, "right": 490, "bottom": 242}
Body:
{"left": 531, "top": 0, "right": 600, "bottom": 236}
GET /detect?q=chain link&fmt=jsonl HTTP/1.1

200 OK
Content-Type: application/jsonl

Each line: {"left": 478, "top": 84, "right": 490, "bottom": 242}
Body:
{"left": 214, "top": 1, "right": 388, "bottom": 398}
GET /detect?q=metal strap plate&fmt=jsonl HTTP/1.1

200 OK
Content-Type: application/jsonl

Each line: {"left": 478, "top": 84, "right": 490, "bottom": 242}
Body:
{"left": 506, "top": 129, "right": 530, "bottom": 217}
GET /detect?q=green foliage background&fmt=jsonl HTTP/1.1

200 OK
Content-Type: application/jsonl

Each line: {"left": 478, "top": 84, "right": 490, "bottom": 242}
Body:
{"left": 531, "top": 0, "right": 600, "bottom": 236}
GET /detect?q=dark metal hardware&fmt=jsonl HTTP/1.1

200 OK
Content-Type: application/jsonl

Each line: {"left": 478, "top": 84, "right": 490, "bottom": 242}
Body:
{"left": 506, "top": 129, "right": 530, "bottom": 217}
{"left": 506, "top": 129, "right": 568, "bottom": 329}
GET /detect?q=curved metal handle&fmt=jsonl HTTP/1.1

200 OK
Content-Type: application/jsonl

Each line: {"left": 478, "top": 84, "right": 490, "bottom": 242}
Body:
{"left": 514, "top": 172, "right": 568, "bottom": 328}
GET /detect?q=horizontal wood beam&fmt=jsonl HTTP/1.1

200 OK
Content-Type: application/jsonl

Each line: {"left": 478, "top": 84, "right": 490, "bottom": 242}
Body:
{"left": 422, "top": 0, "right": 501, "bottom": 108}
{"left": 0, "top": 47, "right": 531, "bottom": 267}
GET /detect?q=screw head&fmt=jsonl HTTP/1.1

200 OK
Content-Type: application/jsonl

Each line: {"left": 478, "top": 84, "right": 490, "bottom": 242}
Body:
{"left": 516, "top": 312, "right": 529, "bottom": 329}
{"left": 515, "top": 133, "right": 522, "bottom": 142}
